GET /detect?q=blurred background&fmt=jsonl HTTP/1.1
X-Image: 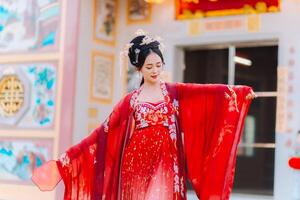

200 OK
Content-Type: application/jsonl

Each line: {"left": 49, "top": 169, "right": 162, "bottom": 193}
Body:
{"left": 0, "top": 0, "right": 300, "bottom": 199}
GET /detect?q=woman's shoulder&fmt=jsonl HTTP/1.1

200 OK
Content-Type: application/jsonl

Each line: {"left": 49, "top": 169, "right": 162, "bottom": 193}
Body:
{"left": 118, "top": 89, "right": 137, "bottom": 106}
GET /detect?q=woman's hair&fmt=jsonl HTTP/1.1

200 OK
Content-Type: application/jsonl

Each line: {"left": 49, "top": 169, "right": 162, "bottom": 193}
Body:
{"left": 127, "top": 35, "right": 164, "bottom": 85}
{"left": 128, "top": 35, "right": 164, "bottom": 69}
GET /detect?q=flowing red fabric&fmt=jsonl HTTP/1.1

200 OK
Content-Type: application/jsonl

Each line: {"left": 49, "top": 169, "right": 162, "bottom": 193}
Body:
{"left": 176, "top": 83, "right": 252, "bottom": 200}
{"left": 33, "top": 83, "right": 253, "bottom": 200}
{"left": 56, "top": 93, "right": 133, "bottom": 200}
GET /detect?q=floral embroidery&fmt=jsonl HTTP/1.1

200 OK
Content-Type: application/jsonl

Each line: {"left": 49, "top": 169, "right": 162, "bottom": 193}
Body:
{"left": 169, "top": 122, "right": 177, "bottom": 140}
{"left": 130, "top": 81, "right": 179, "bottom": 141}
{"left": 134, "top": 102, "right": 169, "bottom": 129}
{"left": 160, "top": 80, "right": 168, "bottom": 96}
{"left": 130, "top": 89, "right": 139, "bottom": 109}
{"left": 89, "top": 145, "right": 96, "bottom": 155}
{"left": 172, "top": 99, "right": 179, "bottom": 114}
{"left": 103, "top": 118, "right": 109, "bottom": 133}
{"left": 173, "top": 162, "right": 180, "bottom": 192}
{"left": 158, "top": 81, "right": 179, "bottom": 142}
{"left": 180, "top": 176, "right": 185, "bottom": 197}
{"left": 59, "top": 153, "right": 70, "bottom": 167}
{"left": 225, "top": 86, "right": 239, "bottom": 112}
{"left": 127, "top": 80, "right": 185, "bottom": 198}
{"left": 170, "top": 114, "right": 176, "bottom": 123}
{"left": 212, "top": 123, "right": 234, "bottom": 158}
{"left": 174, "top": 163, "right": 179, "bottom": 173}
{"left": 246, "top": 89, "right": 257, "bottom": 100}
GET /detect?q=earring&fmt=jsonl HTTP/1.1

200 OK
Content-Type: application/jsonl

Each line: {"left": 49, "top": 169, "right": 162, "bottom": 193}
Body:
{"left": 135, "top": 70, "right": 140, "bottom": 78}
{"left": 139, "top": 71, "right": 142, "bottom": 80}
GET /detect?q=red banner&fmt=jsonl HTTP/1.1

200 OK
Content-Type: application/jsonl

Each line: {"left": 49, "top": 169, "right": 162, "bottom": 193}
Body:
{"left": 176, "top": 0, "right": 280, "bottom": 19}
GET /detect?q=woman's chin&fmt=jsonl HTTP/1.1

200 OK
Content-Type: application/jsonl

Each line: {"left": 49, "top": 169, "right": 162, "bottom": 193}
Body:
{"left": 145, "top": 78, "right": 159, "bottom": 84}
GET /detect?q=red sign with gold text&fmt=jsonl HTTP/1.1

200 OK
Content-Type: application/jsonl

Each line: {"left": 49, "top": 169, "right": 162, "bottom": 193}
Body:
{"left": 176, "top": 0, "right": 280, "bottom": 19}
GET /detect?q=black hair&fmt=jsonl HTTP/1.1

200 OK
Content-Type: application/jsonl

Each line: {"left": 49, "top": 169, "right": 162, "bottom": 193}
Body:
{"left": 127, "top": 35, "right": 164, "bottom": 85}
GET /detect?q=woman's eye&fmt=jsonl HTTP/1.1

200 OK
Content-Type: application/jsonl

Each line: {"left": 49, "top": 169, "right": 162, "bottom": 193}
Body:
{"left": 146, "top": 67, "right": 152, "bottom": 70}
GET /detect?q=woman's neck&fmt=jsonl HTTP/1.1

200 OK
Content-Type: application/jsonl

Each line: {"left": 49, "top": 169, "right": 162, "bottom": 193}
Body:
{"left": 138, "top": 80, "right": 164, "bottom": 102}
{"left": 142, "top": 80, "right": 161, "bottom": 90}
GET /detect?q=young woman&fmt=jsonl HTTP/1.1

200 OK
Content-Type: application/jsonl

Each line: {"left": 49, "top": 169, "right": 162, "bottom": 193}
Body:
{"left": 32, "top": 32, "right": 255, "bottom": 200}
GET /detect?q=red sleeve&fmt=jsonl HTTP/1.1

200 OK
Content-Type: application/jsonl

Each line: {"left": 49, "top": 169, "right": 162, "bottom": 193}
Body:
{"left": 177, "top": 83, "right": 253, "bottom": 200}
{"left": 55, "top": 126, "right": 100, "bottom": 200}
{"left": 55, "top": 97, "right": 126, "bottom": 200}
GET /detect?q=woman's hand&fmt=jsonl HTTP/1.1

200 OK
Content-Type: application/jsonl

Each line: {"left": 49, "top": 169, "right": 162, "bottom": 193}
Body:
{"left": 31, "top": 160, "right": 62, "bottom": 191}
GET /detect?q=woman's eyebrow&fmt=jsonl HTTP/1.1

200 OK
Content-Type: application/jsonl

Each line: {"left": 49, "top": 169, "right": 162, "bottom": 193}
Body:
{"left": 146, "top": 62, "right": 161, "bottom": 66}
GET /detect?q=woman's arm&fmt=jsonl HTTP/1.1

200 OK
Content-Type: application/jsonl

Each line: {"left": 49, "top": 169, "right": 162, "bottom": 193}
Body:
{"left": 31, "top": 96, "right": 126, "bottom": 192}
{"left": 176, "top": 82, "right": 256, "bottom": 100}
{"left": 176, "top": 82, "right": 255, "bottom": 200}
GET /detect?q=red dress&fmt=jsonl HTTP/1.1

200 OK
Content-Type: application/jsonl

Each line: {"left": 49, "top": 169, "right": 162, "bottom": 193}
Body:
{"left": 33, "top": 82, "right": 254, "bottom": 200}
{"left": 121, "top": 99, "right": 184, "bottom": 199}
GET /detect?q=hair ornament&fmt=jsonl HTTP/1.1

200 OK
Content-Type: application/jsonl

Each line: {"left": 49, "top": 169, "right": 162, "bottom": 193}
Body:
{"left": 120, "top": 42, "right": 134, "bottom": 61}
{"left": 134, "top": 48, "right": 141, "bottom": 64}
{"left": 158, "top": 43, "right": 165, "bottom": 53}
{"left": 124, "top": 42, "right": 134, "bottom": 55}
{"left": 154, "top": 36, "right": 165, "bottom": 53}
{"left": 154, "top": 36, "right": 163, "bottom": 42}
{"left": 140, "top": 35, "right": 156, "bottom": 46}
{"left": 135, "top": 29, "right": 148, "bottom": 36}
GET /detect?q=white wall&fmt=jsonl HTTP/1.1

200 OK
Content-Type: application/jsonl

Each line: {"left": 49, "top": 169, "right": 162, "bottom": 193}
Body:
{"left": 73, "top": 0, "right": 300, "bottom": 199}
{"left": 73, "top": 0, "right": 121, "bottom": 144}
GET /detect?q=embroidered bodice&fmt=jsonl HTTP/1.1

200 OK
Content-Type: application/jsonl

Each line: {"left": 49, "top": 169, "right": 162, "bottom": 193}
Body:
{"left": 130, "top": 81, "right": 179, "bottom": 139}
{"left": 134, "top": 101, "right": 170, "bottom": 129}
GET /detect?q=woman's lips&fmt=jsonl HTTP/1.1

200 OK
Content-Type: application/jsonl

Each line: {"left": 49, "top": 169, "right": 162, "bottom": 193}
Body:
{"left": 151, "top": 75, "right": 158, "bottom": 79}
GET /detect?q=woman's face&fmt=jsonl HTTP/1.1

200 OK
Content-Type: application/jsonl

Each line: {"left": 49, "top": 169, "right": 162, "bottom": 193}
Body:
{"left": 140, "top": 52, "right": 163, "bottom": 84}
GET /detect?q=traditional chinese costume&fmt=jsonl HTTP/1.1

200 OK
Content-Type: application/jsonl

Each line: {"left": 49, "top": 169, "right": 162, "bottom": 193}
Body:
{"left": 39, "top": 82, "right": 253, "bottom": 200}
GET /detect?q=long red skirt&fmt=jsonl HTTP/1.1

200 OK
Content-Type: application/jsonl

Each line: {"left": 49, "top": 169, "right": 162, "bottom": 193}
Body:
{"left": 121, "top": 125, "right": 184, "bottom": 200}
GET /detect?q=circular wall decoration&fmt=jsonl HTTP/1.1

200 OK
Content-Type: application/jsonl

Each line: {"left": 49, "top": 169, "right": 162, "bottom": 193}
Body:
{"left": 0, "top": 68, "right": 30, "bottom": 126}
{"left": 0, "top": 75, "right": 25, "bottom": 117}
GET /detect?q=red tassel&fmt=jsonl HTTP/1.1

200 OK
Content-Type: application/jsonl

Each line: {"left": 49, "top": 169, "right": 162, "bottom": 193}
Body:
{"left": 289, "top": 157, "right": 300, "bottom": 170}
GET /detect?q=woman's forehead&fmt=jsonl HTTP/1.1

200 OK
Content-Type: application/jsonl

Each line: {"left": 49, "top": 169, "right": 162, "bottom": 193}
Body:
{"left": 145, "top": 53, "right": 162, "bottom": 63}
